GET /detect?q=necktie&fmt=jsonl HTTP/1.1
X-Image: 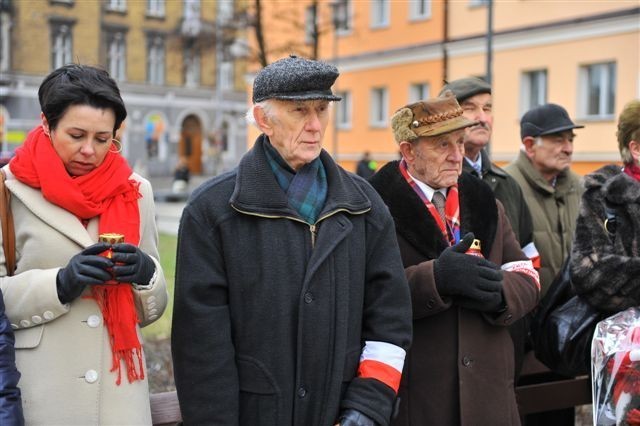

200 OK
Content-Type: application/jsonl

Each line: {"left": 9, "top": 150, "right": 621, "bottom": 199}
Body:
{"left": 432, "top": 191, "right": 446, "bottom": 223}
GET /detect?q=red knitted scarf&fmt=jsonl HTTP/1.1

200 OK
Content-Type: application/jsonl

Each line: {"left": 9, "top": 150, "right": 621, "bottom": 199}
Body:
{"left": 10, "top": 126, "right": 144, "bottom": 385}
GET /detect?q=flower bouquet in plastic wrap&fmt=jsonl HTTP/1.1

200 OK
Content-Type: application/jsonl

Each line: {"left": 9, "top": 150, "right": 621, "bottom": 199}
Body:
{"left": 592, "top": 307, "right": 640, "bottom": 425}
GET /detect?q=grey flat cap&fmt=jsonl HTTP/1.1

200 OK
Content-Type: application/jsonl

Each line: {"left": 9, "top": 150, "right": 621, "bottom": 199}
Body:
{"left": 252, "top": 55, "right": 342, "bottom": 103}
{"left": 440, "top": 77, "right": 491, "bottom": 103}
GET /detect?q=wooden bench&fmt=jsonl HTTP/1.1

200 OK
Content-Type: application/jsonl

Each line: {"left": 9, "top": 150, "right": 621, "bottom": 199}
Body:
{"left": 150, "top": 354, "right": 592, "bottom": 425}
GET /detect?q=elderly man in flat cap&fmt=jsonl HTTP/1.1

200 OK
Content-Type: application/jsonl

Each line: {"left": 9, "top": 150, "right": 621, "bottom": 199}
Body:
{"left": 505, "top": 103, "right": 584, "bottom": 295}
{"left": 369, "top": 92, "right": 540, "bottom": 425}
{"left": 172, "top": 55, "right": 412, "bottom": 426}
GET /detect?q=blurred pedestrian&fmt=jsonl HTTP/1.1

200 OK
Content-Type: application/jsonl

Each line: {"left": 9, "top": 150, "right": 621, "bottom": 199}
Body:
{"left": 369, "top": 91, "right": 539, "bottom": 425}
{"left": 172, "top": 55, "right": 412, "bottom": 426}
{"left": 356, "top": 151, "right": 377, "bottom": 179}
{"left": 172, "top": 156, "right": 190, "bottom": 193}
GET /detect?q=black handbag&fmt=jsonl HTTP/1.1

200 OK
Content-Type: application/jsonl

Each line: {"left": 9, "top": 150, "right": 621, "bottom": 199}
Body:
{"left": 530, "top": 256, "right": 604, "bottom": 377}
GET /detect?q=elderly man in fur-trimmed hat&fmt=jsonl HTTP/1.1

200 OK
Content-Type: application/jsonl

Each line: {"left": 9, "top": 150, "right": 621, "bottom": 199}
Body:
{"left": 172, "top": 55, "right": 412, "bottom": 426}
{"left": 369, "top": 91, "right": 540, "bottom": 426}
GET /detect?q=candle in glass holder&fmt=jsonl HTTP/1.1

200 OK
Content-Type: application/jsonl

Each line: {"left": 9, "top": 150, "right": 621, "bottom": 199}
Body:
{"left": 99, "top": 233, "right": 125, "bottom": 258}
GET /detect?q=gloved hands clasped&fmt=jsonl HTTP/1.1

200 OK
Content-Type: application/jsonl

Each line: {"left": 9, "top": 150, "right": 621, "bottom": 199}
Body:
{"left": 434, "top": 233, "right": 505, "bottom": 313}
{"left": 56, "top": 242, "right": 156, "bottom": 304}
{"left": 337, "top": 409, "right": 377, "bottom": 426}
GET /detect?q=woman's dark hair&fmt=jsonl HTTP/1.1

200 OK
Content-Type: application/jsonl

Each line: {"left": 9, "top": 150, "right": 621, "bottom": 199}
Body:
{"left": 38, "top": 64, "right": 127, "bottom": 136}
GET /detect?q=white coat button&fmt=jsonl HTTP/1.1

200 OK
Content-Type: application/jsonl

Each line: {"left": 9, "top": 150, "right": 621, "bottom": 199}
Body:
{"left": 11, "top": 324, "right": 18, "bottom": 330}
{"left": 43, "top": 311, "right": 54, "bottom": 320}
{"left": 19, "top": 320, "right": 30, "bottom": 327}
{"left": 31, "top": 315, "right": 43, "bottom": 324}
{"left": 149, "top": 314, "right": 158, "bottom": 321}
{"left": 147, "top": 302, "right": 156, "bottom": 309}
{"left": 85, "top": 370, "right": 99, "bottom": 383}
{"left": 87, "top": 315, "right": 101, "bottom": 328}
{"left": 149, "top": 308, "right": 158, "bottom": 315}
{"left": 148, "top": 296, "right": 156, "bottom": 303}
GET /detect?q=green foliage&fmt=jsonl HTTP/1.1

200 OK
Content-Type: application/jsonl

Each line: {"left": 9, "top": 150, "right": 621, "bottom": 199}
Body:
{"left": 141, "top": 233, "right": 177, "bottom": 341}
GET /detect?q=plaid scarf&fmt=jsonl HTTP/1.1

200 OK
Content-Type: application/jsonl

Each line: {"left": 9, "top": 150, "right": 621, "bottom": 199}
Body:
{"left": 263, "top": 140, "right": 327, "bottom": 224}
{"left": 399, "top": 159, "right": 460, "bottom": 245}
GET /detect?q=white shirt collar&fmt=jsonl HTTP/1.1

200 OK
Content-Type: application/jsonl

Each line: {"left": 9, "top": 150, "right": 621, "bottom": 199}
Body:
{"left": 407, "top": 170, "right": 447, "bottom": 201}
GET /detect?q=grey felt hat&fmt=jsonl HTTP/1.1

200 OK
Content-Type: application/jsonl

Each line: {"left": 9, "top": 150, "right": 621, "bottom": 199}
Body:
{"left": 439, "top": 77, "right": 491, "bottom": 103}
{"left": 252, "top": 55, "right": 342, "bottom": 103}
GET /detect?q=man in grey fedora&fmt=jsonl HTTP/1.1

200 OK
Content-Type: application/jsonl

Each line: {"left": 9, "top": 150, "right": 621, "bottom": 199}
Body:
{"left": 172, "top": 55, "right": 412, "bottom": 426}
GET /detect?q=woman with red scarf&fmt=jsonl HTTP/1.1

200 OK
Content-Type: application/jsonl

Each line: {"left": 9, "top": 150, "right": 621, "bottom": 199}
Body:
{"left": 570, "top": 99, "right": 640, "bottom": 424}
{"left": 0, "top": 64, "right": 167, "bottom": 425}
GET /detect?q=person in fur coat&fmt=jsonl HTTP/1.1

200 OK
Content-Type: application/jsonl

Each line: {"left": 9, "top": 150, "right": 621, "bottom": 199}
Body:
{"left": 369, "top": 92, "right": 540, "bottom": 425}
{"left": 570, "top": 99, "right": 640, "bottom": 425}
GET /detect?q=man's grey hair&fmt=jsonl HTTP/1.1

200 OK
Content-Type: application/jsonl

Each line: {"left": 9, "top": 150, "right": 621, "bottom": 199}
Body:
{"left": 245, "top": 100, "right": 276, "bottom": 128}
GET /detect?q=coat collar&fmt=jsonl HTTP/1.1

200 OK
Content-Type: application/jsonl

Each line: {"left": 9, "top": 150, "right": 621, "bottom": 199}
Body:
{"left": 369, "top": 161, "right": 497, "bottom": 259}
{"left": 230, "top": 135, "right": 371, "bottom": 220}
{"left": 585, "top": 164, "right": 640, "bottom": 206}
{"left": 3, "top": 166, "right": 95, "bottom": 248}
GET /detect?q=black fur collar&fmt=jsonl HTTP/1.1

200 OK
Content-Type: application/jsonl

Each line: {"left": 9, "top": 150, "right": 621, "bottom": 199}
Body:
{"left": 370, "top": 161, "right": 498, "bottom": 259}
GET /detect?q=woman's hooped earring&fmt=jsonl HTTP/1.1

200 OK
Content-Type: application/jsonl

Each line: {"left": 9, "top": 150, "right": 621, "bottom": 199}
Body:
{"left": 110, "top": 138, "right": 123, "bottom": 153}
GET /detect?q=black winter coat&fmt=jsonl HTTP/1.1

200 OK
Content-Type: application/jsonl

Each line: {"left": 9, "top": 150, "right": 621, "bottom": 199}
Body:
{"left": 0, "top": 290, "right": 23, "bottom": 426}
{"left": 571, "top": 165, "right": 640, "bottom": 312}
{"left": 172, "top": 136, "right": 412, "bottom": 426}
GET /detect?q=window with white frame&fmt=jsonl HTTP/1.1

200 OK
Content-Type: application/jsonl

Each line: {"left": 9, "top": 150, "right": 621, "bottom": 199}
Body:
{"left": 521, "top": 69, "right": 547, "bottom": 112}
{"left": 51, "top": 24, "right": 73, "bottom": 69}
{"left": 219, "top": 61, "right": 234, "bottom": 90}
{"left": 147, "top": 0, "right": 165, "bottom": 17}
{"left": 332, "top": 0, "right": 351, "bottom": 33}
{"left": 106, "top": 0, "right": 127, "bottom": 12}
{"left": 184, "top": 43, "right": 200, "bottom": 87}
{"left": 336, "top": 91, "right": 352, "bottom": 129}
{"left": 370, "top": 87, "right": 388, "bottom": 127}
{"left": 469, "top": 0, "right": 488, "bottom": 6}
{"left": 305, "top": 4, "right": 318, "bottom": 44}
{"left": 409, "top": 0, "right": 431, "bottom": 20}
{"left": 106, "top": 31, "right": 126, "bottom": 81}
{"left": 147, "top": 35, "right": 165, "bottom": 85}
{"left": 0, "top": 11, "right": 10, "bottom": 73}
{"left": 580, "top": 62, "right": 616, "bottom": 118}
{"left": 409, "top": 82, "right": 429, "bottom": 103}
{"left": 370, "top": 0, "right": 389, "bottom": 28}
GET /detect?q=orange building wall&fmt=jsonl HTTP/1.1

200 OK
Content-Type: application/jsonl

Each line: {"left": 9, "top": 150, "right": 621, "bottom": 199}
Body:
{"left": 448, "top": 0, "right": 635, "bottom": 38}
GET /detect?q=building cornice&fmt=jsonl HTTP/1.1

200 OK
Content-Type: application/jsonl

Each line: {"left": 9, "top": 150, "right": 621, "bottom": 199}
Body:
{"left": 334, "top": 7, "right": 639, "bottom": 72}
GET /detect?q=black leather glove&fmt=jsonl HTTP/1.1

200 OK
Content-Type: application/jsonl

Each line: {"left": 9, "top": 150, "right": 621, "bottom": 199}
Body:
{"left": 110, "top": 243, "right": 156, "bottom": 285}
{"left": 434, "top": 232, "right": 504, "bottom": 312}
{"left": 56, "top": 242, "right": 114, "bottom": 304}
{"left": 338, "top": 409, "right": 377, "bottom": 426}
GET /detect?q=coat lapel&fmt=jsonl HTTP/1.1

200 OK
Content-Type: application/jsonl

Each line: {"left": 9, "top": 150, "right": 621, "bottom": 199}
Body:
{"left": 5, "top": 173, "right": 94, "bottom": 248}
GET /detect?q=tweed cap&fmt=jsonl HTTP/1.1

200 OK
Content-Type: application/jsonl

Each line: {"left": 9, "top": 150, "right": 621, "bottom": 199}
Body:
{"left": 520, "top": 103, "right": 584, "bottom": 139}
{"left": 252, "top": 55, "right": 342, "bottom": 103}
{"left": 439, "top": 77, "right": 491, "bottom": 103}
{"left": 391, "top": 91, "right": 478, "bottom": 143}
